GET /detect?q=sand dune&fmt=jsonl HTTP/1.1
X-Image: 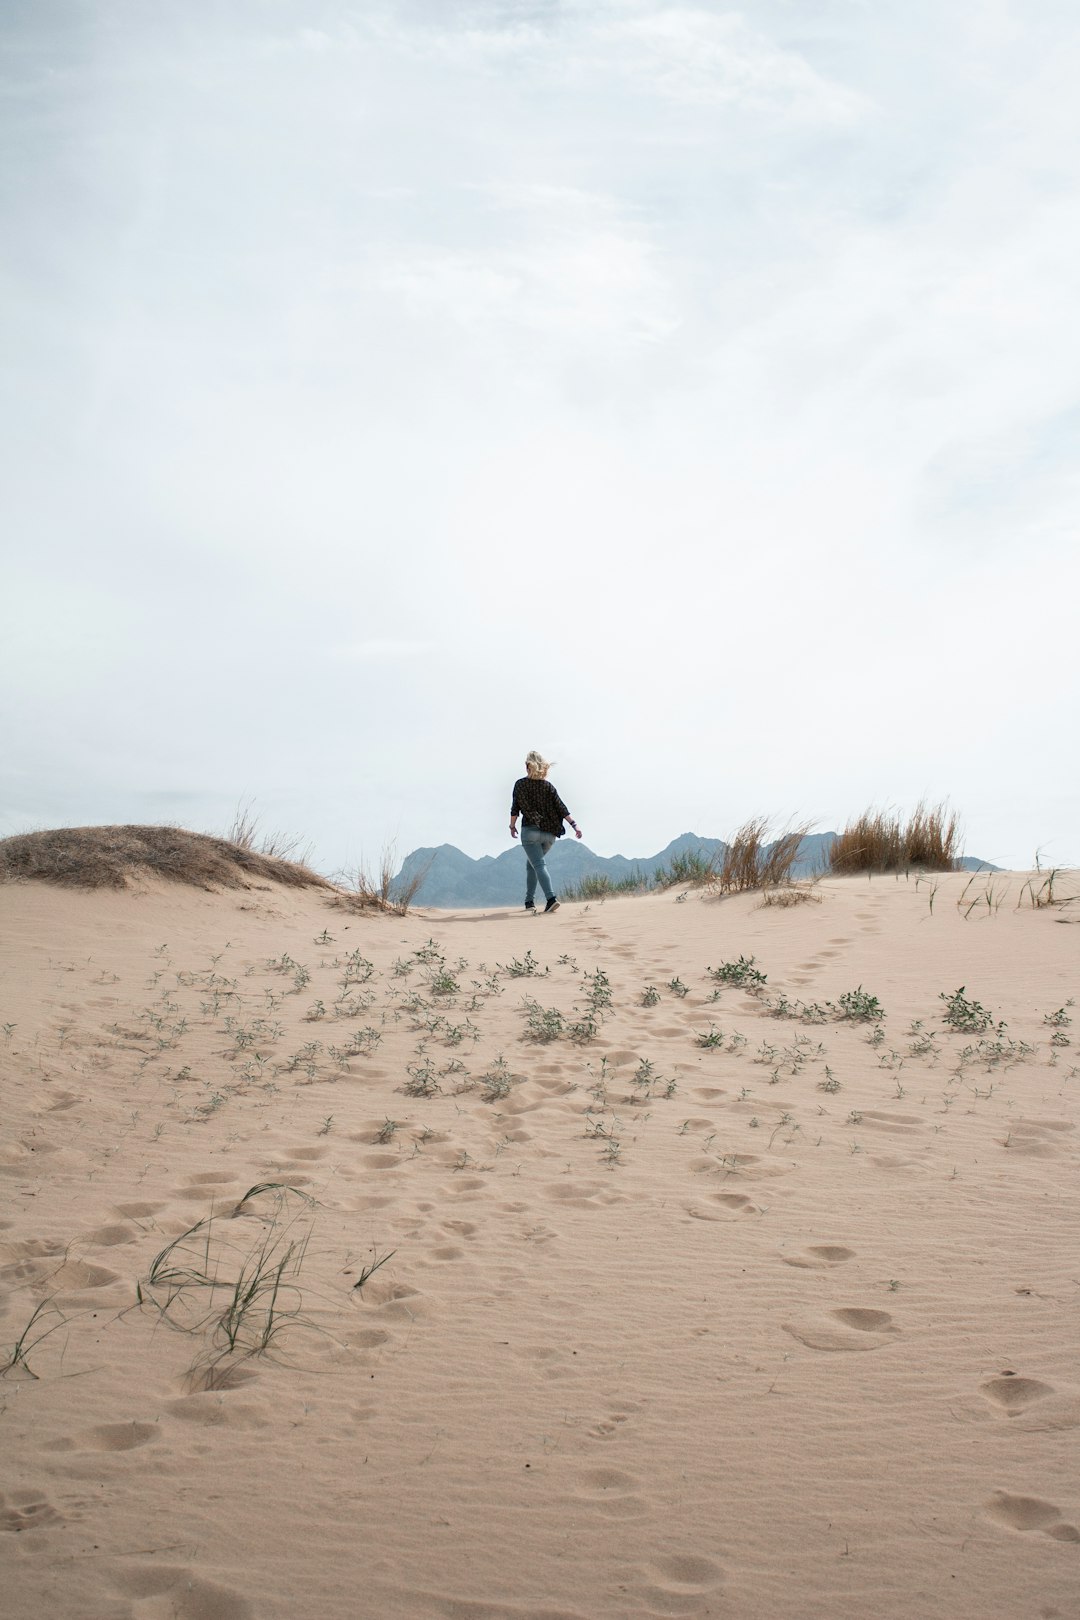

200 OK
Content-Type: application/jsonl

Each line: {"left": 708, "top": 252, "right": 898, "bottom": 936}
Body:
{"left": 1, "top": 871, "right": 1077, "bottom": 1618}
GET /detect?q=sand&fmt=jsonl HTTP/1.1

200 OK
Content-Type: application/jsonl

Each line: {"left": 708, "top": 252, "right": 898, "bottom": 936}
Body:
{"left": 1, "top": 870, "right": 1078, "bottom": 1619}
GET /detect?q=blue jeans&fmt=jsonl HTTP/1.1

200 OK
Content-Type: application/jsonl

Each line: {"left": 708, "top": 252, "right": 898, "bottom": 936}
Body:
{"left": 521, "top": 826, "right": 556, "bottom": 904}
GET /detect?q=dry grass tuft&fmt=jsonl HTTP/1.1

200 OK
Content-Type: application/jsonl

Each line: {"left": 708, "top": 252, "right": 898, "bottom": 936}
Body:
{"left": 226, "top": 804, "right": 312, "bottom": 865}
{"left": 759, "top": 884, "right": 822, "bottom": 908}
{"left": 329, "top": 843, "right": 431, "bottom": 916}
{"left": 713, "top": 819, "right": 813, "bottom": 895}
{"left": 0, "top": 825, "right": 333, "bottom": 893}
{"left": 828, "top": 802, "right": 960, "bottom": 876}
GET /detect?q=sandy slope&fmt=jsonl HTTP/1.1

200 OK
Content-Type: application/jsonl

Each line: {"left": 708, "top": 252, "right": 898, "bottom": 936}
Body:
{"left": 1, "top": 871, "right": 1078, "bottom": 1620}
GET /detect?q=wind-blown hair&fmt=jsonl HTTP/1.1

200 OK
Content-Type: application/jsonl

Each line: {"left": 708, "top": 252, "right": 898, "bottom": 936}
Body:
{"left": 525, "top": 751, "right": 551, "bottom": 780}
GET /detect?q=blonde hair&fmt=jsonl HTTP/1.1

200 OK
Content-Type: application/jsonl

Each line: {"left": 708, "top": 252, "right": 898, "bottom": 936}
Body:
{"left": 525, "top": 750, "right": 551, "bottom": 779}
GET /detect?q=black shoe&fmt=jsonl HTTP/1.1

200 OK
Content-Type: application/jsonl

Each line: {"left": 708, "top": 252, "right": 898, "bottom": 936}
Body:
{"left": 544, "top": 896, "right": 560, "bottom": 914}
{"left": 524, "top": 902, "right": 536, "bottom": 912}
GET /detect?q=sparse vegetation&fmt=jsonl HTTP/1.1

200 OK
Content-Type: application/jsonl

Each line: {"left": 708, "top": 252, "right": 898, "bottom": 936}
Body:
{"left": 831, "top": 987, "right": 885, "bottom": 1023}
{"left": 713, "top": 819, "right": 812, "bottom": 895}
{"left": 653, "top": 850, "right": 722, "bottom": 889}
{"left": 137, "top": 1185, "right": 317, "bottom": 1389}
{"left": 331, "top": 842, "right": 430, "bottom": 916}
{"left": 828, "top": 802, "right": 960, "bottom": 876}
{"left": 0, "top": 824, "right": 333, "bottom": 892}
{"left": 561, "top": 869, "right": 650, "bottom": 902}
{"left": 939, "top": 986, "right": 995, "bottom": 1034}
{"left": 708, "top": 955, "right": 767, "bottom": 989}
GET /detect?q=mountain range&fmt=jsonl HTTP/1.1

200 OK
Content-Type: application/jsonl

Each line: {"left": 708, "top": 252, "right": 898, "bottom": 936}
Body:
{"left": 393, "top": 832, "right": 995, "bottom": 908}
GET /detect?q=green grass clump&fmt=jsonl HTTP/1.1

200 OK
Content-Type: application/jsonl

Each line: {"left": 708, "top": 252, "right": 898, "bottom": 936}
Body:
{"left": 831, "top": 987, "right": 885, "bottom": 1023}
{"left": 521, "top": 1000, "right": 565, "bottom": 1042}
{"left": 653, "top": 850, "right": 721, "bottom": 889}
{"left": 939, "top": 986, "right": 994, "bottom": 1034}
{"left": 709, "top": 955, "right": 767, "bottom": 989}
{"left": 561, "top": 870, "right": 650, "bottom": 902}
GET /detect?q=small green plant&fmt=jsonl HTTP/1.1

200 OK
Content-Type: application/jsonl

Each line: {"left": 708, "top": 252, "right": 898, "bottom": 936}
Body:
{"left": 403, "top": 1058, "right": 439, "bottom": 1096}
{"left": 939, "top": 986, "right": 995, "bottom": 1033}
{"left": 479, "top": 1055, "right": 516, "bottom": 1103}
{"left": 353, "top": 1249, "right": 396, "bottom": 1291}
{"left": 522, "top": 1000, "right": 565, "bottom": 1043}
{"left": 818, "top": 1070, "right": 841, "bottom": 1093}
{"left": 567, "top": 1011, "right": 600, "bottom": 1043}
{"left": 375, "top": 1119, "right": 399, "bottom": 1144}
{"left": 668, "top": 977, "right": 689, "bottom": 998}
{"left": 1044, "top": 1005, "right": 1073, "bottom": 1028}
{"left": 697, "top": 1027, "right": 726, "bottom": 1049}
{"left": 582, "top": 967, "right": 613, "bottom": 1011}
{"left": 640, "top": 985, "right": 661, "bottom": 1007}
{"left": 502, "top": 951, "right": 547, "bottom": 978}
{"left": 1, "top": 1298, "right": 69, "bottom": 1379}
{"left": 708, "top": 955, "right": 767, "bottom": 989}
{"left": 631, "top": 1059, "right": 656, "bottom": 1096}
{"left": 831, "top": 987, "right": 885, "bottom": 1023}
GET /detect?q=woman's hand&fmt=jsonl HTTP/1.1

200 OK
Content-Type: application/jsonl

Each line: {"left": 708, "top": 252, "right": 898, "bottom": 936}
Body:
{"left": 509, "top": 823, "right": 519, "bottom": 840}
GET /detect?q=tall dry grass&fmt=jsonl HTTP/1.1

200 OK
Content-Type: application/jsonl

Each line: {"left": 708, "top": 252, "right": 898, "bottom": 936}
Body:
{"left": 828, "top": 803, "right": 960, "bottom": 875}
{"left": 226, "top": 804, "right": 312, "bottom": 865}
{"left": 714, "top": 819, "right": 812, "bottom": 894}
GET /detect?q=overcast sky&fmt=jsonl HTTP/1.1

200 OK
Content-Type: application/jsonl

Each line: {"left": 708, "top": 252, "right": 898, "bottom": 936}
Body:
{"left": 2, "top": 0, "right": 1078, "bottom": 875}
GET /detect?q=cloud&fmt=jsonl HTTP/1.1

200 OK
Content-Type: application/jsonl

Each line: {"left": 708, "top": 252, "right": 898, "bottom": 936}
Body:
{"left": 370, "top": 182, "right": 677, "bottom": 346}
{"left": 328, "top": 641, "right": 434, "bottom": 663}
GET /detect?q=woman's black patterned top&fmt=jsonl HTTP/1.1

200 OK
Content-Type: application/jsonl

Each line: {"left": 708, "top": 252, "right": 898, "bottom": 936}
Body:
{"left": 510, "top": 777, "right": 571, "bottom": 836}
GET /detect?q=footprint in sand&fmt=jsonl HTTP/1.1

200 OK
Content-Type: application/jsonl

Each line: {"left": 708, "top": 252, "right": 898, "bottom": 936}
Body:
{"left": 44, "top": 1421, "right": 159, "bottom": 1454}
{"left": 45, "top": 1090, "right": 83, "bottom": 1113}
{"left": 587, "top": 1410, "right": 634, "bottom": 1441}
{"left": 574, "top": 1466, "right": 648, "bottom": 1518}
{"left": 636, "top": 1553, "right": 726, "bottom": 1613}
{"left": 858, "top": 1112, "right": 923, "bottom": 1133}
{"left": 783, "top": 1307, "right": 899, "bottom": 1351}
{"left": 0, "top": 1492, "right": 65, "bottom": 1533}
{"left": 512, "top": 1344, "right": 580, "bottom": 1382}
{"left": 980, "top": 1374, "right": 1080, "bottom": 1431}
{"left": 0, "top": 1238, "right": 65, "bottom": 1285}
{"left": 85, "top": 1223, "right": 139, "bottom": 1248}
{"left": 782, "top": 1244, "right": 855, "bottom": 1269}
{"left": 166, "top": 1395, "right": 270, "bottom": 1429}
{"left": 1005, "top": 1120, "right": 1074, "bottom": 1158}
{"left": 109, "top": 1564, "right": 254, "bottom": 1619}
{"left": 543, "top": 1181, "right": 629, "bottom": 1207}
{"left": 982, "top": 1375, "right": 1055, "bottom": 1416}
{"left": 47, "top": 1258, "right": 122, "bottom": 1300}
{"left": 686, "top": 1193, "right": 757, "bottom": 1221}
{"left": 985, "top": 1491, "right": 1080, "bottom": 1542}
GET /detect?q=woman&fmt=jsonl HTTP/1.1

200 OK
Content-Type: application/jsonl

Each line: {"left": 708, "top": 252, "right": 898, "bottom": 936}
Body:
{"left": 509, "top": 751, "right": 583, "bottom": 913}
